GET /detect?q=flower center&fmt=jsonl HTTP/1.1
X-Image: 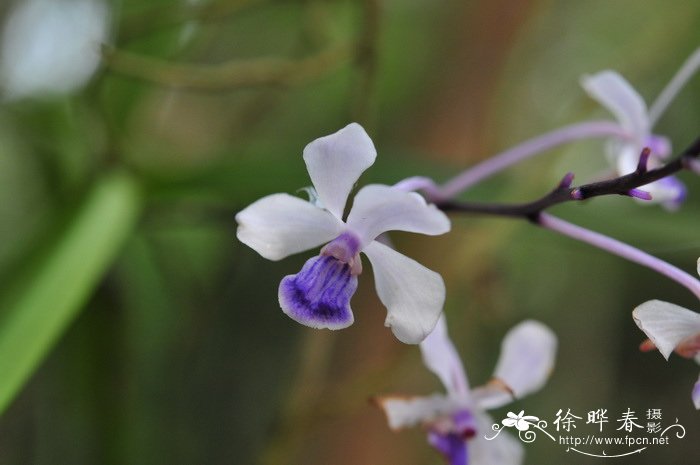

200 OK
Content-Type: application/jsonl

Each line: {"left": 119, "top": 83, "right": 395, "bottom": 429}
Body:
{"left": 320, "top": 231, "right": 362, "bottom": 275}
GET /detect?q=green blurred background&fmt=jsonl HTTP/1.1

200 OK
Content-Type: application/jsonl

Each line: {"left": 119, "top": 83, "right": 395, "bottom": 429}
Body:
{"left": 1, "top": 0, "right": 699, "bottom": 463}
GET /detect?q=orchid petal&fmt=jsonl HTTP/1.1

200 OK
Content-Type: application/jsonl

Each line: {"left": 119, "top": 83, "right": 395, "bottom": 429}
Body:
{"left": 374, "top": 393, "right": 463, "bottom": 430}
{"left": 363, "top": 241, "right": 445, "bottom": 344}
{"left": 346, "top": 184, "right": 450, "bottom": 248}
{"left": 633, "top": 300, "right": 700, "bottom": 360}
{"left": 581, "top": 71, "right": 649, "bottom": 142}
{"left": 236, "top": 193, "right": 343, "bottom": 261}
{"left": 303, "top": 123, "right": 377, "bottom": 219}
{"left": 470, "top": 412, "right": 524, "bottom": 465}
{"left": 420, "top": 314, "right": 470, "bottom": 398}
{"left": 474, "top": 321, "right": 557, "bottom": 410}
{"left": 1, "top": 0, "right": 110, "bottom": 100}
{"left": 278, "top": 256, "right": 357, "bottom": 330}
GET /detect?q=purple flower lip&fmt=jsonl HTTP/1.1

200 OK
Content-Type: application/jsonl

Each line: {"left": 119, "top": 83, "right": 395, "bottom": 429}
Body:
{"left": 427, "top": 430, "right": 468, "bottom": 465}
{"left": 279, "top": 255, "right": 358, "bottom": 330}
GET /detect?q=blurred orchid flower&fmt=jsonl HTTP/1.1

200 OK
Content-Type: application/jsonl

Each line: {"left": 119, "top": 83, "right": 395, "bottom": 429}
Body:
{"left": 581, "top": 71, "right": 686, "bottom": 209}
{"left": 633, "top": 258, "right": 700, "bottom": 409}
{"left": 236, "top": 123, "right": 450, "bottom": 344}
{"left": 374, "top": 316, "right": 557, "bottom": 464}
{"left": 0, "top": 0, "right": 110, "bottom": 100}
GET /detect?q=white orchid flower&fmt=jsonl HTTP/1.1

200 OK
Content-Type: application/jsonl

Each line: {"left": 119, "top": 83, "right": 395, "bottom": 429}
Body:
{"left": 633, "top": 258, "right": 700, "bottom": 409}
{"left": 236, "top": 123, "right": 450, "bottom": 344}
{"left": 0, "top": 0, "right": 110, "bottom": 100}
{"left": 581, "top": 71, "right": 686, "bottom": 209}
{"left": 374, "top": 316, "right": 557, "bottom": 465}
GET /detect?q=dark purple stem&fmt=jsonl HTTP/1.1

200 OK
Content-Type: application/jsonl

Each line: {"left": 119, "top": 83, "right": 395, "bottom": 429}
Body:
{"left": 439, "top": 136, "right": 700, "bottom": 219}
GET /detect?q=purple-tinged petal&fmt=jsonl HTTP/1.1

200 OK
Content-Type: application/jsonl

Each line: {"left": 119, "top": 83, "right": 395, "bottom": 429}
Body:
{"left": 633, "top": 300, "right": 700, "bottom": 359}
{"left": 363, "top": 240, "right": 445, "bottom": 344}
{"left": 279, "top": 255, "right": 357, "bottom": 330}
{"left": 346, "top": 184, "right": 450, "bottom": 248}
{"left": 693, "top": 375, "right": 700, "bottom": 410}
{"left": 236, "top": 193, "right": 343, "bottom": 261}
{"left": 656, "top": 176, "right": 687, "bottom": 211}
{"left": 303, "top": 123, "right": 377, "bottom": 219}
{"left": 420, "top": 314, "right": 471, "bottom": 398}
{"left": 645, "top": 134, "right": 672, "bottom": 159}
{"left": 427, "top": 431, "right": 468, "bottom": 465}
{"left": 581, "top": 71, "right": 649, "bottom": 142}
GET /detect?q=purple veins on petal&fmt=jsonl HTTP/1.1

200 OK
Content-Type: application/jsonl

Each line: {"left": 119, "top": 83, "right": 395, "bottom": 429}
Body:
{"left": 279, "top": 255, "right": 358, "bottom": 330}
{"left": 428, "top": 430, "right": 468, "bottom": 465}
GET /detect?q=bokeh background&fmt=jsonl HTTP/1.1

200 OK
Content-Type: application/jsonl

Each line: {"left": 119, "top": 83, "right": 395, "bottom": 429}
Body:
{"left": 1, "top": 0, "right": 700, "bottom": 464}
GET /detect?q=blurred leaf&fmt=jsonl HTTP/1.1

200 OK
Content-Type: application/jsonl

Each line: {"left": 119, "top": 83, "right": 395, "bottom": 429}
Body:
{"left": 0, "top": 171, "right": 142, "bottom": 414}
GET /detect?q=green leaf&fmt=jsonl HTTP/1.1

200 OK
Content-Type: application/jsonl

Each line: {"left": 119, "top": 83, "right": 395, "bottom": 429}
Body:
{"left": 0, "top": 171, "right": 142, "bottom": 414}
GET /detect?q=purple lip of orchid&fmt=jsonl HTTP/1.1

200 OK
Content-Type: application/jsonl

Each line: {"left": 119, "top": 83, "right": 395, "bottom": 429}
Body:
{"left": 278, "top": 255, "right": 358, "bottom": 330}
{"left": 278, "top": 232, "right": 363, "bottom": 330}
{"left": 425, "top": 409, "right": 475, "bottom": 465}
{"left": 427, "top": 430, "right": 468, "bottom": 465}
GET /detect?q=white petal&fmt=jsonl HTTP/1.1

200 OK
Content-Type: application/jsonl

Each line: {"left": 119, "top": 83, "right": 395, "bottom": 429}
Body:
{"left": 581, "top": 71, "right": 649, "bottom": 142}
{"left": 1, "top": 0, "right": 110, "bottom": 100}
{"left": 302, "top": 123, "right": 377, "bottom": 219}
{"left": 236, "top": 193, "right": 342, "bottom": 261}
{"left": 374, "top": 393, "right": 463, "bottom": 430}
{"left": 346, "top": 184, "right": 450, "bottom": 248}
{"left": 474, "top": 321, "right": 557, "bottom": 410}
{"left": 633, "top": 300, "right": 700, "bottom": 360}
{"left": 471, "top": 412, "right": 524, "bottom": 465}
{"left": 363, "top": 241, "right": 445, "bottom": 344}
{"left": 419, "top": 314, "right": 470, "bottom": 397}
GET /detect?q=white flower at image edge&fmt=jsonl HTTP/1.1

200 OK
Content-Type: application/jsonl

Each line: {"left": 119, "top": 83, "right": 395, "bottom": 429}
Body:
{"left": 581, "top": 70, "right": 686, "bottom": 209}
{"left": 0, "top": 0, "right": 110, "bottom": 100}
{"left": 235, "top": 123, "right": 450, "bottom": 344}
{"left": 374, "top": 316, "right": 557, "bottom": 465}
{"left": 633, "top": 258, "right": 700, "bottom": 409}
